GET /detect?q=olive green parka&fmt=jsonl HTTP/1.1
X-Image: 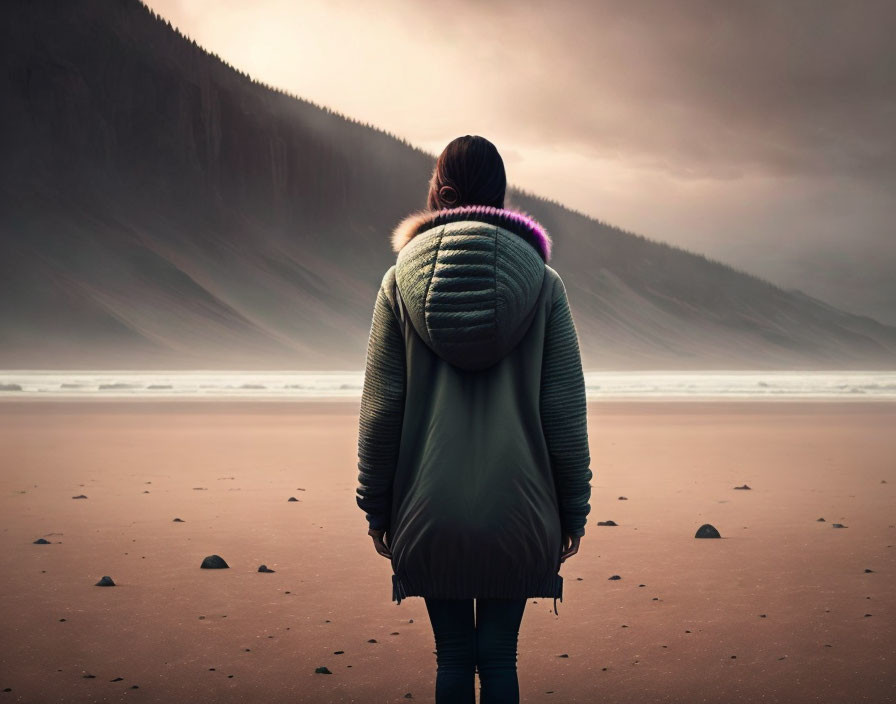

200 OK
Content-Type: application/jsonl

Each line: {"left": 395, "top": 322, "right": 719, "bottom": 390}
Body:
{"left": 356, "top": 205, "right": 592, "bottom": 615}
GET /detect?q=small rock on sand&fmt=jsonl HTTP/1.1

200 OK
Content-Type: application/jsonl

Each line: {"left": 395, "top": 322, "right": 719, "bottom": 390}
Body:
{"left": 200, "top": 555, "right": 229, "bottom": 569}
{"left": 173, "top": 518, "right": 185, "bottom": 522}
{"left": 597, "top": 520, "right": 618, "bottom": 526}
{"left": 695, "top": 523, "right": 721, "bottom": 538}
{"left": 72, "top": 494, "right": 88, "bottom": 499}
{"left": 315, "top": 666, "right": 332, "bottom": 674}
{"left": 287, "top": 497, "right": 300, "bottom": 502}
{"left": 33, "top": 538, "right": 51, "bottom": 544}
{"left": 95, "top": 576, "right": 115, "bottom": 586}
{"left": 832, "top": 523, "right": 847, "bottom": 528}
{"left": 258, "top": 565, "right": 275, "bottom": 573}
{"left": 734, "top": 484, "right": 751, "bottom": 490}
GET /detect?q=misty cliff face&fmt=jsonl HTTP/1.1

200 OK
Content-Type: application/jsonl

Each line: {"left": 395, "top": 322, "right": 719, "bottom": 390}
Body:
{"left": 2, "top": 0, "right": 894, "bottom": 369}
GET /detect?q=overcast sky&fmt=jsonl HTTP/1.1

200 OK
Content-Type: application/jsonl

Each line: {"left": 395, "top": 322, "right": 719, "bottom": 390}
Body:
{"left": 146, "top": 0, "right": 896, "bottom": 324}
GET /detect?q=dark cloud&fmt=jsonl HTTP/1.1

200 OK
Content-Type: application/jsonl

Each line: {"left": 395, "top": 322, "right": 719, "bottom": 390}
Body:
{"left": 409, "top": 0, "right": 896, "bottom": 182}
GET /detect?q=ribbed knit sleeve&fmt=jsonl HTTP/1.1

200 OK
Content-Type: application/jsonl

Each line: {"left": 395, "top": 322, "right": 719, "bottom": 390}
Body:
{"left": 540, "top": 273, "right": 593, "bottom": 538}
{"left": 356, "top": 267, "right": 406, "bottom": 532}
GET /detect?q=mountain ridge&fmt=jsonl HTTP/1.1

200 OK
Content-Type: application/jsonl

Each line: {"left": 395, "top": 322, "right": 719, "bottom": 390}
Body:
{"left": 1, "top": 0, "right": 894, "bottom": 370}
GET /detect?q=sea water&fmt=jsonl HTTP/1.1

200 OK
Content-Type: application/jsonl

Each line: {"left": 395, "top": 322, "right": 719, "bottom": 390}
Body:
{"left": 1, "top": 370, "right": 895, "bottom": 400}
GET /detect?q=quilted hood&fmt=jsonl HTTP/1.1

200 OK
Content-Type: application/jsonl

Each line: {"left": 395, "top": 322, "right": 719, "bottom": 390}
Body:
{"left": 390, "top": 205, "right": 552, "bottom": 371}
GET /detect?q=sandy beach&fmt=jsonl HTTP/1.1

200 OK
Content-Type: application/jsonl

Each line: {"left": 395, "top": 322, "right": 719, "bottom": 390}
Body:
{"left": 0, "top": 400, "right": 893, "bottom": 703}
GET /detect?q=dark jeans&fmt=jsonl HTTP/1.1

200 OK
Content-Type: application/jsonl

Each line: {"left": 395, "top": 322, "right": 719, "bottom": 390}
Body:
{"left": 424, "top": 597, "right": 528, "bottom": 704}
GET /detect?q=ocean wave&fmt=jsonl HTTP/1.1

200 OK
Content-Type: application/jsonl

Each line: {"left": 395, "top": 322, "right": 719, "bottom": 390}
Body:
{"left": 0, "top": 371, "right": 895, "bottom": 400}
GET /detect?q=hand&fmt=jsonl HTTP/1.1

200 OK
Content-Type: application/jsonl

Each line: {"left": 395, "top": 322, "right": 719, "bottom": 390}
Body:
{"left": 560, "top": 533, "right": 581, "bottom": 563}
{"left": 368, "top": 528, "right": 392, "bottom": 559}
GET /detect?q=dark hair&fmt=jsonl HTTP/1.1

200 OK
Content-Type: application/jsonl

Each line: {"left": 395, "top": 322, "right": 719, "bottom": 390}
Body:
{"left": 426, "top": 135, "right": 506, "bottom": 210}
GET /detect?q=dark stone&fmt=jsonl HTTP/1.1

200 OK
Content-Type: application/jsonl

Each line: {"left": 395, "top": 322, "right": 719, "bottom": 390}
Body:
{"left": 557, "top": 653, "right": 569, "bottom": 658}
{"left": 287, "top": 497, "right": 300, "bottom": 502}
{"left": 404, "top": 694, "right": 413, "bottom": 699}
{"left": 865, "top": 568, "right": 874, "bottom": 573}
{"left": 258, "top": 564, "right": 275, "bottom": 573}
{"left": 734, "top": 484, "right": 751, "bottom": 490}
{"left": 832, "top": 523, "right": 847, "bottom": 528}
{"left": 695, "top": 523, "right": 721, "bottom": 538}
{"left": 608, "top": 575, "right": 621, "bottom": 580}
{"left": 200, "top": 555, "right": 229, "bottom": 569}
{"left": 367, "top": 638, "right": 378, "bottom": 643}
{"left": 110, "top": 677, "right": 123, "bottom": 682}
{"left": 817, "top": 518, "right": 825, "bottom": 522}
{"left": 618, "top": 496, "right": 628, "bottom": 500}
{"left": 333, "top": 651, "right": 344, "bottom": 655}
{"left": 390, "top": 631, "right": 400, "bottom": 635}
{"left": 597, "top": 520, "right": 618, "bottom": 526}
{"left": 33, "top": 538, "right": 51, "bottom": 544}
{"left": 315, "top": 666, "right": 332, "bottom": 674}
{"left": 72, "top": 494, "right": 88, "bottom": 499}
{"left": 173, "top": 518, "right": 185, "bottom": 522}
{"left": 95, "top": 575, "right": 115, "bottom": 586}
{"left": 82, "top": 674, "right": 96, "bottom": 678}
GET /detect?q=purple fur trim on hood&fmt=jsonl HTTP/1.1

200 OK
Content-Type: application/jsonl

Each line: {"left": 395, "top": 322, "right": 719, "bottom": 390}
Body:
{"left": 391, "top": 205, "right": 552, "bottom": 262}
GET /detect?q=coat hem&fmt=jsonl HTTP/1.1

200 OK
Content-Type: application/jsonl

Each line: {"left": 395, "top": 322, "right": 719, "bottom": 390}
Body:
{"left": 392, "top": 572, "right": 564, "bottom": 615}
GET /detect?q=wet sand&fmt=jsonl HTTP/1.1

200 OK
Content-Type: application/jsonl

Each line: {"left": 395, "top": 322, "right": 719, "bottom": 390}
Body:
{"left": 0, "top": 400, "right": 893, "bottom": 703}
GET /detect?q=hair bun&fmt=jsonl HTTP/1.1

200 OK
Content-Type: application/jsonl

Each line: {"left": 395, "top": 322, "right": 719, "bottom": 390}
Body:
{"left": 439, "top": 185, "right": 459, "bottom": 205}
